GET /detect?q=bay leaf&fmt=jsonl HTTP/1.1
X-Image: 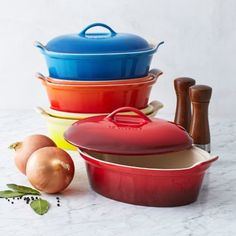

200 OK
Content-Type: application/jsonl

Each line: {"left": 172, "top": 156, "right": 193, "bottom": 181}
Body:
{"left": 30, "top": 199, "right": 49, "bottom": 215}
{"left": 0, "top": 190, "right": 25, "bottom": 198}
{"left": 7, "top": 184, "right": 40, "bottom": 195}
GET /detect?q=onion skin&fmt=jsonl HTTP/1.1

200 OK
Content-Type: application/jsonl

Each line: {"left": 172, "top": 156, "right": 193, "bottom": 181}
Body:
{"left": 26, "top": 147, "right": 75, "bottom": 194}
{"left": 9, "top": 134, "right": 56, "bottom": 175}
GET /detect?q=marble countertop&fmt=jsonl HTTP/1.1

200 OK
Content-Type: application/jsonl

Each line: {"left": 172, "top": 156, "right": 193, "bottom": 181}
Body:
{"left": 0, "top": 110, "right": 235, "bottom": 236}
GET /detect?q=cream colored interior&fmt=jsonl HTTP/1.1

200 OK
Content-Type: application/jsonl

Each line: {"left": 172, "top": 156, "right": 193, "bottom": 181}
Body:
{"left": 84, "top": 147, "right": 210, "bottom": 169}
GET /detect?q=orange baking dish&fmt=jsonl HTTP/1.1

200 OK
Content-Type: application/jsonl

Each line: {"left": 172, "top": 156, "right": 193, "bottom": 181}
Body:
{"left": 37, "top": 69, "right": 162, "bottom": 113}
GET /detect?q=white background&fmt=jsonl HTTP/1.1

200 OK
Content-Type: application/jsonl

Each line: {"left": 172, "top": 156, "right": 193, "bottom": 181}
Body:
{"left": 0, "top": 0, "right": 235, "bottom": 118}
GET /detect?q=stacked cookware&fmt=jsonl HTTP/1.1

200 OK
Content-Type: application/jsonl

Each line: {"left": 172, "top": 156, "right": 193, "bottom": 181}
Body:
{"left": 35, "top": 23, "right": 164, "bottom": 150}
{"left": 35, "top": 23, "right": 218, "bottom": 207}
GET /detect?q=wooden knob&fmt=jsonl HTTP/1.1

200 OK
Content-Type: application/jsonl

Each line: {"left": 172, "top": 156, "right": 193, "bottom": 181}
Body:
{"left": 174, "top": 77, "right": 196, "bottom": 131}
{"left": 174, "top": 77, "right": 196, "bottom": 94}
{"left": 189, "top": 85, "right": 212, "bottom": 152}
{"left": 189, "top": 85, "right": 212, "bottom": 103}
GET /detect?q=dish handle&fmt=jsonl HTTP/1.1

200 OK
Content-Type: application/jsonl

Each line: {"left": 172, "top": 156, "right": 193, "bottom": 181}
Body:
{"left": 36, "top": 72, "right": 46, "bottom": 80}
{"left": 152, "top": 41, "right": 164, "bottom": 52}
{"left": 79, "top": 23, "right": 117, "bottom": 37}
{"left": 148, "top": 101, "right": 164, "bottom": 118}
{"left": 149, "top": 69, "right": 163, "bottom": 79}
{"left": 34, "top": 106, "right": 49, "bottom": 117}
{"left": 105, "top": 107, "right": 152, "bottom": 126}
{"left": 192, "top": 155, "right": 219, "bottom": 171}
{"left": 34, "top": 41, "right": 46, "bottom": 52}
{"left": 35, "top": 73, "right": 50, "bottom": 85}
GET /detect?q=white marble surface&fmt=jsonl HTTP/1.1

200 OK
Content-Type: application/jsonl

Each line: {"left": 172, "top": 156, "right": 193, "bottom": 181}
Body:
{"left": 0, "top": 110, "right": 235, "bottom": 236}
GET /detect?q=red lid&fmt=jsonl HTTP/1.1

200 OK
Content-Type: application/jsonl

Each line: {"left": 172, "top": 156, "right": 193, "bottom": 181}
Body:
{"left": 64, "top": 107, "right": 192, "bottom": 155}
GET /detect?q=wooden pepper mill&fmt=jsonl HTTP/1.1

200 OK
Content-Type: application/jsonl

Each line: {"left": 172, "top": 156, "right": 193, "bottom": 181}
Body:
{"left": 189, "top": 85, "right": 212, "bottom": 153}
{"left": 174, "top": 77, "right": 196, "bottom": 131}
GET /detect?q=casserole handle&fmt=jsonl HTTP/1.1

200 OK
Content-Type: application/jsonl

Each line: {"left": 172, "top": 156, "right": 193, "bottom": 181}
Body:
{"left": 34, "top": 41, "right": 46, "bottom": 52}
{"left": 79, "top": 23, "right": 117, "bottom": 37}
{"left": 106, "top": 107, "right": 152, "bottom": 125}
{"left": 153, "top": 41, "right": 165, "bottom": 52}
{"left": 34, "top": 106, "right": 49, "bottom": 117}
{"left": 149, "top": 69, "right": 163, "bottom": 79}
{"left": 35, "top": 73, "right": 51, "bottom": 85}
{"left": 36, "top": 73, "right": 46, "bottom": 81}
{"left": 192, "top": 156, "right": 219, "bottom": 171}
{"left": 150, "top": 101, "right": 163, "bottom": 112}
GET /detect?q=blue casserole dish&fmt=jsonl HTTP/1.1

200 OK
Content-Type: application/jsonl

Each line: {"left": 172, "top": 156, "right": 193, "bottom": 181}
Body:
{"left": 35, "top": 23, "right": 164, "bottom": 81}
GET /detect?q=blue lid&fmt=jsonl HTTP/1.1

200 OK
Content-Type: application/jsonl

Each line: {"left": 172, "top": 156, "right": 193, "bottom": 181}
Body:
{"left": 45, "top": 23, "right": 152, "bottom": 54}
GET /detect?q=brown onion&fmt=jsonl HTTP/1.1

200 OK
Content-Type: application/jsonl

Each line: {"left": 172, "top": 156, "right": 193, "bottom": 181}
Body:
{"left": 9, "top": 134, "right": 56, "bottom": 175}
{"left": 26, "top": 147, "right": 74, "bottom": 193}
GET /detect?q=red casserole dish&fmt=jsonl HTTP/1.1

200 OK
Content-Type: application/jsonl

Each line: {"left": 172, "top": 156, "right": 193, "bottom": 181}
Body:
{"left": 64, "top": 107, "right": 218, "bottom": 207}
{"left": 37, "top": 69, "right": 162, "bottom": 113}
{"left": 79, "top": 148, "right": 218, "bottom": 207}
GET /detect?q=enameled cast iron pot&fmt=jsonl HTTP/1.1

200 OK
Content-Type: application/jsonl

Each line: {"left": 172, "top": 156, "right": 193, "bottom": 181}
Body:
{"left": 36, "top": 101, "right": 163, "bottom": 151}
{"left": 35, "top": 23, "right": 164, "bottom": 80}
{"left": 37, "top": 69, "right": 162, "bottom": 113}
{"left": 64, "top": 107, "right": 218, "bottom": 207}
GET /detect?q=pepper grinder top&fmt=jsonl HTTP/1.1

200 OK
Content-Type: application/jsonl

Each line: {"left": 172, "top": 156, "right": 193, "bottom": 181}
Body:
{"left": 174, "top": 77, "right": 196, "bottom": 131}
{"left": 189, "top": 85, "right": 212, "bottom": 152}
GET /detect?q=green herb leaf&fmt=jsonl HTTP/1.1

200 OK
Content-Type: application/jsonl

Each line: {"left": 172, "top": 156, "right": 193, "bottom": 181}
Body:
{"left": 7, "top": 184, "right": 40, "bottom": 195}
{"left": 0, "top": 190, "right": 25, "bottom": 198}
{"left": 30, "top": 199, "right": 49, "bottom": 215}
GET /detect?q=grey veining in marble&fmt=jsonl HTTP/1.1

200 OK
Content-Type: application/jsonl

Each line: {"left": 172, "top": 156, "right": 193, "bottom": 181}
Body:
{"left": 0, "top": 110, "right": 235, "bottom": 236}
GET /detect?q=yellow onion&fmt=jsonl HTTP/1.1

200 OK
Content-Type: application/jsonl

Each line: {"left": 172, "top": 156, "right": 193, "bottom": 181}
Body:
{"left": 9, "top": 134, "right": 56, "bottom": 175}
{"left": 26, "top": 147, "right": 75, "bottom": 193}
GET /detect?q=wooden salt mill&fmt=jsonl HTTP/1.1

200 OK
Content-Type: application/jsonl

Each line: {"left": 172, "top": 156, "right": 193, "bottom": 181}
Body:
{"left": 189, "top": 85, "right": 212, "bottom": 153}
{"left": 174, "top": 78, "right": 196, "bottom": 131}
